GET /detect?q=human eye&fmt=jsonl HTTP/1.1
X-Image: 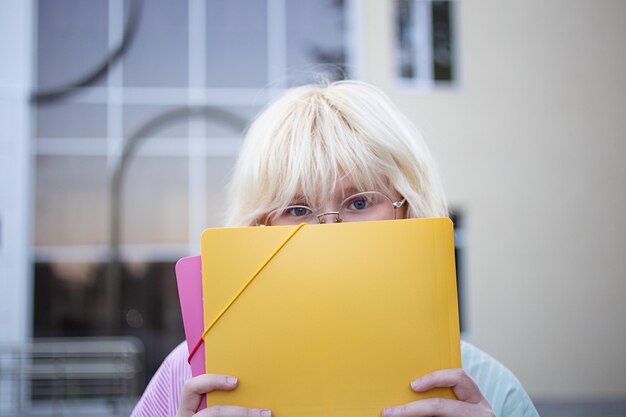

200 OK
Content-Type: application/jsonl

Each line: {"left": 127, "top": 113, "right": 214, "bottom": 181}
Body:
{"left": 284, "top": 206, "right": 313, "bottom": 217}
{"left": 346, "top": 195, "right": 372, "bottom": 211}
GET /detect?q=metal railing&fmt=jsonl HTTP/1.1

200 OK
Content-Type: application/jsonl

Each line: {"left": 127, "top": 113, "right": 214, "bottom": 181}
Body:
{"left": 0, "top": 337, "right": 143, "bottom": 417}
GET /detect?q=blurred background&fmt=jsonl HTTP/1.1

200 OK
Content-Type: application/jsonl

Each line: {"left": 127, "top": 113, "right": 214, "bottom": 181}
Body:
{"left": 0, "top": 0, "right": 624, "bottom": 416}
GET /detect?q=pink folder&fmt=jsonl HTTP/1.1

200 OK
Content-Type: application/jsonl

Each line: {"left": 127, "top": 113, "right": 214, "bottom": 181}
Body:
{"left": 175, "top": 255, "right": 207, "bottom": 410}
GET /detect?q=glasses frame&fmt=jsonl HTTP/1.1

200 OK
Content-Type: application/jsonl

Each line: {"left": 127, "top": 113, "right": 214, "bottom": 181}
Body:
{"left": 263, "top": 191, "right": 407, "bottom": 226}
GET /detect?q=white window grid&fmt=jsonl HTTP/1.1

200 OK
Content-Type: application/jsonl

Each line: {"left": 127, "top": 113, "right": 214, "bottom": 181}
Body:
{"left": 34, "top": 0, "right": 358, "bottom": 264}
{"left": 395, "top": 0, "right": 458, "bottom": 91}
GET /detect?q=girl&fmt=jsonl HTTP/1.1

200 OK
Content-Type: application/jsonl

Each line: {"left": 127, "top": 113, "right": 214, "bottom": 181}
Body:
{"left": 132, "top": 81, "right": 538, "bottom": 417}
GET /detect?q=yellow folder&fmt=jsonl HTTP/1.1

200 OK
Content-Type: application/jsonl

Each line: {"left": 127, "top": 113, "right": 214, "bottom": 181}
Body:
{"left": 200, "top": 218, "right": 461, "bottom": 416}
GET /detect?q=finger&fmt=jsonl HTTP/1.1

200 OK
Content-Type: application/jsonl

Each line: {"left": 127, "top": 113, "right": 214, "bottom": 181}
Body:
{"left": 410, "top": 369, "right": 482, "bottom": 403}
{"left": 382, "top": 397, "right": 479, "bottom": 417}
{"left": 177, "top": 374, "right": 238, "bottom": 416}
{"left": 183, "top": 374, "right": 239, "bottom": 395}
{"left": 196, "top": 405, "right": 272, "bottom": 417}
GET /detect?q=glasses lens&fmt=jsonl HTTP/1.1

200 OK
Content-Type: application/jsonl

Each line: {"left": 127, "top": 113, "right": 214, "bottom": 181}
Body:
{"left": 267, "top": 206, "right": 316, "bottom": 226}
{"left": 339, "top": 192, "right": 395, "bottom": 222}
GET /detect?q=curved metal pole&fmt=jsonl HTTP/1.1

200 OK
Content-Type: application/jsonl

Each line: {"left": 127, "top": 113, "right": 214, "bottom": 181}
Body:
{"left": 107, "top": 106, "right": 247, "bottom": 334}
{"left": 32, "top": 0, "right": 142, "bottom": 104}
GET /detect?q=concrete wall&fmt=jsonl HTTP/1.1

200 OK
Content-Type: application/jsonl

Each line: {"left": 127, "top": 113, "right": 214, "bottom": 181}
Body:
{"left": 360, "top": 0, "right": 626, "bottom": 399}
{"left": 0, "top": 0, "right": 34, "bottom": 344}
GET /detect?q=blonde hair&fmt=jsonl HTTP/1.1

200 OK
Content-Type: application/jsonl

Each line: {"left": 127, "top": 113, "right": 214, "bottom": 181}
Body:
{"left": 225, "top": 80, "right": 448, "bottom": 227}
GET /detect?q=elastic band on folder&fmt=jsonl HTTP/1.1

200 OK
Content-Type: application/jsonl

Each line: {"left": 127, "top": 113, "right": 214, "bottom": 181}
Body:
{"left": 188, "top": 223, "right": 307, "bottom": 364}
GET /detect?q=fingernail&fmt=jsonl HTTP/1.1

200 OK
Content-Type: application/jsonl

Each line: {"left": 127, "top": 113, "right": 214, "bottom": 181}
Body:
{"left": 226, "top": 376, "right": 238, "bottom": 386}
{"left": 260, "top": 410, "right": 272, "bottom": 417}
{"left": 383, "top": 407, "right": 395, "bottom": 417}
{"left": 410, "top": 379, "right": 418, "bottom": 390}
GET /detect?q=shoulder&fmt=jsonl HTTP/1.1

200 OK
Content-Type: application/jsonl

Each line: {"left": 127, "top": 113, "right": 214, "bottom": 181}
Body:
{"left": 163, "top": 341, "right": 194, "bottom": 381}
{"left": 131, "top": 341, "right": 191, "bottom": 417}
{"left": 461, "top": 341, "right": 540, "bottom": 417}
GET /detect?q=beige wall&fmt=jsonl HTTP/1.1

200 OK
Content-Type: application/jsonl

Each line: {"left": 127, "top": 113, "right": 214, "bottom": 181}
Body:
{"left": 360, "top": 0, "right": 626, "bottom": 399}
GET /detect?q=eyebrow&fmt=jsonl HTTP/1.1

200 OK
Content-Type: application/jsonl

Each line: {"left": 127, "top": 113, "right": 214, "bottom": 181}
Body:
{"left": 288, "top": 195, "right": 309, "bottom": 205}
{"left": 341, "top": 186, "right": 361, "bottom": 196}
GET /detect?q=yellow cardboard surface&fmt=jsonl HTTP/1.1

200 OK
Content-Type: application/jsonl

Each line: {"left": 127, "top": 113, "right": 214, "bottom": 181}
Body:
{"left": 200, "top": 218, "right": 461, "bottom": 416}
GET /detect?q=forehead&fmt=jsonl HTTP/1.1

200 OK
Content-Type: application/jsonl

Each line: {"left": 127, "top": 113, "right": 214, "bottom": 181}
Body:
{"left": 292, "top": 176, "right": 390, "bottom": 207}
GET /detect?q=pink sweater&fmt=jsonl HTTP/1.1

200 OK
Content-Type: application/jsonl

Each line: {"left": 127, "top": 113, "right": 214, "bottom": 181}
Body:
{"left": 131, "top": 340, "right": 538, "bottom": 417}
{"left": 131, "top": 342, "right": 190, "bottom": 417}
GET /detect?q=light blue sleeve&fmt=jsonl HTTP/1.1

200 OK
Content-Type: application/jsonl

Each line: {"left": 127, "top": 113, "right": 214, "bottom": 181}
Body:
{"left": 461, "top": 341, "right": 540, "bottom": 417}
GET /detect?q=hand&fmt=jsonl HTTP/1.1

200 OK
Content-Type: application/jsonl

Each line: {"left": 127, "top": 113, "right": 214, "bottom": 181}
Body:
{"left": 382, "top": 369, "right": 495, "bottom": 417}
{"left": 176, "top": 374, "right": 272, "bottom": 417}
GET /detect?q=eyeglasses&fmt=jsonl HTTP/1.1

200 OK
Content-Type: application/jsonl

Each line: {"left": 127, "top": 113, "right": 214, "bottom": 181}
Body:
{"left": 263, "top": 191, "right": 407, "bottom": 226}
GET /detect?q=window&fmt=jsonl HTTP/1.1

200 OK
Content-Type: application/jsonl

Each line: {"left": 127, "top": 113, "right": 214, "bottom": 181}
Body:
{"left": 34, "top": 0, "right": 351, "bottom": 383}
{"left": 395, "top": 0, "right": 457, "bottom": 88}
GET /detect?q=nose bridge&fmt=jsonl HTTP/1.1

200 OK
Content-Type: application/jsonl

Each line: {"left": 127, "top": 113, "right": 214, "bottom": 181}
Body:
{"left": 316, "top": 210, "right": 341, "bottom": 224}
{"left": 314, "top": 192, "right": 347, "bottom": 223}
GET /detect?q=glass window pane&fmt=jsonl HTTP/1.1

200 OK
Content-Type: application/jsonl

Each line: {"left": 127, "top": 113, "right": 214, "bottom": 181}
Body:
{"left": 396, "top": 0, "right": 416, "bottom": 79}
{"left": 35, "top": 156, "right": 109, "bottom": 246}
{"left": 286, "top": 0, "right": 346, "bottom": 86}
{"left": 36, "top": 103, "right": 107, "bottom": 138}
{"left": 123, "top": 0, "right": 188, "bottom": 87}
{"left": 121, "top": 157, "right": 188, "bottom": 244}
{"left": 205, "top": 1, "right": 268, "bottom": 88}
{"left": 205, "top": 157, "right": 237, "bottom": 228}
{"left": 33, "top": 260, "right": 184, "bottom": 380}
{"left": 123, "top": 105, "right": 191, "bottom": 159}
{"left": 203, "top": 105, "right": 258, "bottom": 138}
{"left": 37, "top": 0, "right": 109, "bottom": 90}
{"left": 34, "top": 262, "right": 105, "bottom": 337}
{"left": 124, "top": 105, "right": 189, "bottom": 139}
{"left": 432, "top": 0, "right": 454, "bottom": 82}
